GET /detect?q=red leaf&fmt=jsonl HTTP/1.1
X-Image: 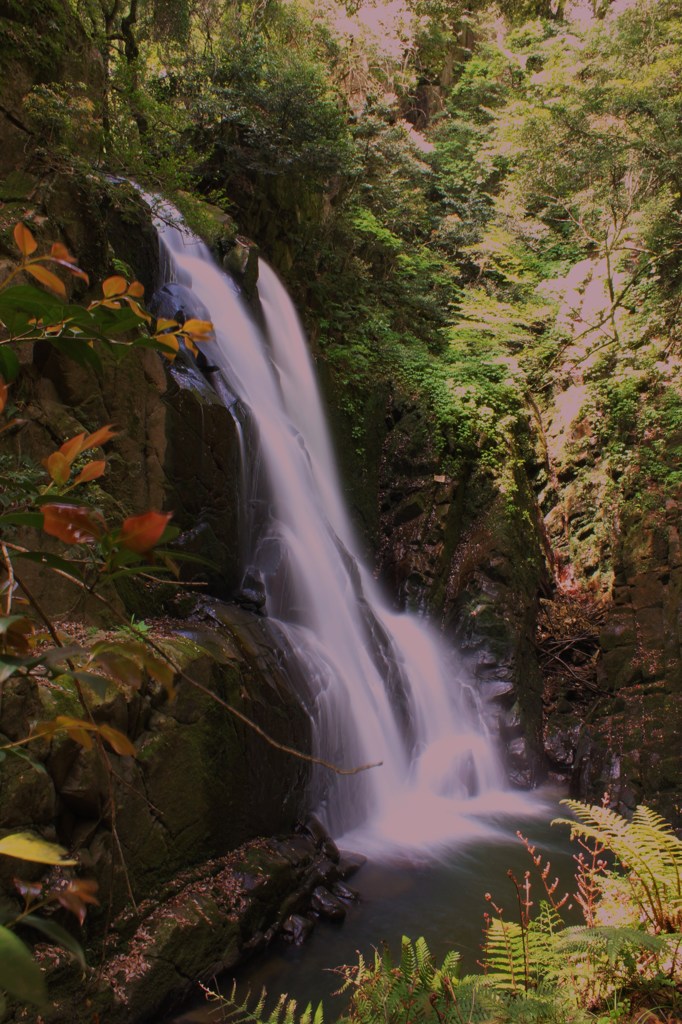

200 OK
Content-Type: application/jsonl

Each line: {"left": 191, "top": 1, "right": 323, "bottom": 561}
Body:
{"left": 0, "top": 378, "right": 8, "bottom": 415}
{"left": 120, "top": 510, "right": 172, "bottom": 554}
{"left": 42, "top": 504, "right": 104, "bottom": 545}
{"left": 57, "top": 878, "right": 99, "bottom": 925}
{"left": 80, "top": 424, "right": 118, "bottom": 452}
{"left": 73, "top": 460, "right": 106, "bottom": 485}
{"left": 50, "top": 242, "right": 73, "bottom": 262}
{"left": 13, "top": 222, "right": 37, "bottom": 257}
{"left": 59, "top": 432, "right": 87, "bottom": 463}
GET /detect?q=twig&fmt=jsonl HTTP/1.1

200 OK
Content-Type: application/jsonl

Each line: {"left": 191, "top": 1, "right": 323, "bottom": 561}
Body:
{"left": 2, "top": 540, "right": 382, "bottom": 777}
{"left": 1, "top": 542, "right": 14, "bottom": 615}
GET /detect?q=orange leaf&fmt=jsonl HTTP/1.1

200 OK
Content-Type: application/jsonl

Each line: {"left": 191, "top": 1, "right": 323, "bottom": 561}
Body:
{"left": 42, "top": 504, "right": 104, "bottom": 545}
{"left": 59, "top": 432, "right": 87, "bottom": 463}
{"left": 64, "top": 264, "right": 89, "bottom": 285}
{"left": 81, "top": 424, "right": 118, "bottom": 452}
{"left": 0, "top": 378, "right": 8, "bottom": 415}
{"left": 44, "top": 451, "right": 72, "bottom": 485}
{"left": 57, "top": 878, "right": 99, "bottom": 925}
{"left": 126, "top": 298, "right": 152, "bottom": 324}
{"left": 102, "top": 275, "right": 127, "bottom": 298}
{"left": 50, "top": 242, "right": 73, "bottom": 262}
{"left": 49, "top": 255, "right": 89, "bottom": 285}
{"left": 182, "top": 318, "right": 214, "bottom": 340}
{"left": 13, "top": 222, "right": 37, "bottom": 257}
{"left": 73, "top": 460, "right": 106, "bottom": 485}
{"left": 98, "top": 723, "right": 136, "bottom": 757}
{"left": 155, "top": 318, "right": 179, "bottom": 332}
{"left": 127, "top": 281, "right": 145, "bottom": 298}
{"left": 120, "top": 510, "right": 172, "bottom": 554}
{"left": 25, "top": 262, "right": 67, "bottom": 299}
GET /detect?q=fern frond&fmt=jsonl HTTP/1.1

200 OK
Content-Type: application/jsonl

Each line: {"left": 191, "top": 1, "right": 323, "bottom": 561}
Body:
{"left": 557, "top": 925, "right": 669, "bottom": 964}
{"left": 399, "top": 935, "right": 418, "bottom": 981}
{"left": 204, "top": 984, "right": 323, "bottom": 1024}
{"left": 555, "top": 800, "right": 682, "bottom": 931}
{"left": 483, "top": 917, "right": 527, "bottom": 992}
{"left": 439, "top": 949, "right": 461, "bottom": 980}
{"left": 414, "top": 936, "right": 435, "bottom": 986}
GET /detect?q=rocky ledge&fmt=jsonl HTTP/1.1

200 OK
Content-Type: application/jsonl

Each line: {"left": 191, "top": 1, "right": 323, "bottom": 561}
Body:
{"left": 30, "top": 820, "right": 364, "bottom": 1023}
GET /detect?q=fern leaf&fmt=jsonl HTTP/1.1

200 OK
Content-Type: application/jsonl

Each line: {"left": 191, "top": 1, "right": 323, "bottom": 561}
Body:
{"left": 557, "top": 924, "right": 669, "bottom": 964}
{"left": 399, "top": 935, "right": 417, "bottom": 981}
{"left": 414, "top": 936, "right": 435, "bottom": 986}
{"left": 483, "top": 917, "right": 527, "bottom": 992}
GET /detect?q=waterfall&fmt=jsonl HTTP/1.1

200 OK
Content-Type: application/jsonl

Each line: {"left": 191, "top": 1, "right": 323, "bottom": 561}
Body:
{"left": 152, "top": 207, "right": 523, "bottom": 857}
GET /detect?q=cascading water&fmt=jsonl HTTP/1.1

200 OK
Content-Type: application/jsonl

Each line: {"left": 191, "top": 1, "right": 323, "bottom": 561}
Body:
{"left": 152, "top": 205, "right": 525, "bottom": 857}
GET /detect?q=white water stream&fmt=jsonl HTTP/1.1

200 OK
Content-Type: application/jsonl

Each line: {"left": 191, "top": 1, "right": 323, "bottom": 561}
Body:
{"left": 153, "top": 210, "right": 529, "bottom": 857}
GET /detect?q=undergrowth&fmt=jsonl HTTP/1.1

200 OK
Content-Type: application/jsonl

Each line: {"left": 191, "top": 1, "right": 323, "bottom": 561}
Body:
{"left": 206, "top": 800, "right": 682, "bottom": 1024}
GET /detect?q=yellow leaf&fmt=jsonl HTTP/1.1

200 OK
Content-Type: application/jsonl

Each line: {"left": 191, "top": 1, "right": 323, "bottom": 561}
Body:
{"left": 25, "top": 263, "right": 67, "bottom": 299}
{"left": 182, "top": 318, "right": 214, "bottom": 340}
{"left": 44, "top": 450, "right": 71, "bottom": 485}
{"left": 155, "top": 318, "right": 179, "bottom": 332}
{"left": 98, "top": 724, "right": 136, "bottom": 757}
{"left": 0, "top": 832, "right": 76, "bottom": 865}
{"left": 13, "top": 222, "right": 37, "bottom": 257}
{"left": 155, "top": 333, "right": 179, "bottom": 361}
{"left": 102, "top": 275, "right": 127, "bottom": 298}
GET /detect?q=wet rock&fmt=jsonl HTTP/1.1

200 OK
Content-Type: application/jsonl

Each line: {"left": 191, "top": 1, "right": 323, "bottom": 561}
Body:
{"left": 331, "top": 881, "right": 359, "bottom": 902}
{"left": 310, "top": 886, "right": 346, "bottom": 920}
{"left": 281, "top": 913, "right": 315, "bottom": 944}
{"left": 301, "top": 856, "right": 339, "bottom": 891}
{"left": 296, "top": 815, "right": 340, "bottom": 862}
{"left": 336, "top": 851, "right": 367, "bottom": 879}
{"left": 506, "top": 736, "right": 536, "bottom": 789}
{"left": 544, "top": 712, "right": 581, "bottom": 768}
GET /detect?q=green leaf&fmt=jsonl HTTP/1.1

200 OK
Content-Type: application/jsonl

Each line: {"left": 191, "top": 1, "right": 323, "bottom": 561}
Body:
{"left": 0, "top": 924, "right": 47, "bottom": 1006}
{"left": 3, "top": 747, "right": 47, "bottom": 774}
{"left": 21, "top": 914, "right": 85, "bottom": 969}
{"left": 71, "top": 671, "right": 111, "bottom": 700}
{"left": 0, "top": 345, "right": 20, "bottom": 383}
{"left": 0, "top": 655, "right": 25, "bottom": 684}
{"left": 0, "top": 284, "right": 65, "bottom": 334}
{"left": 0, "top": 512, "right": 44, "bottom": 529}
{"left": 51, "top": 336, "right": 102, "bottom": 372}
{"left": 16, "top": 550, "right": 84, "bottom": 581}
{"left": 0, "top": 832, "right": 76, "bottom": 865}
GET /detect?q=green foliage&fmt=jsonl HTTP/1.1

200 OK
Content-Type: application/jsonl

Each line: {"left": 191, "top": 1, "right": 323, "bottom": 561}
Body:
{"left": 0, "top": 226, "right": 217, "bottom": 1010}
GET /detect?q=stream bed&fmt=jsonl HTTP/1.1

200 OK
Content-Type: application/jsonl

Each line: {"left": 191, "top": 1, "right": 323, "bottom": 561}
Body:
{"left": 167, "top": 788, "right": 576, "bottom": 1022}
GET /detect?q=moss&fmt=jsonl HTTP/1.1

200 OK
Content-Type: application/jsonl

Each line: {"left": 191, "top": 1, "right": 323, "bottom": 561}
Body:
{"left": 0, "top": 0, "right": 73, "bottom": 85}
